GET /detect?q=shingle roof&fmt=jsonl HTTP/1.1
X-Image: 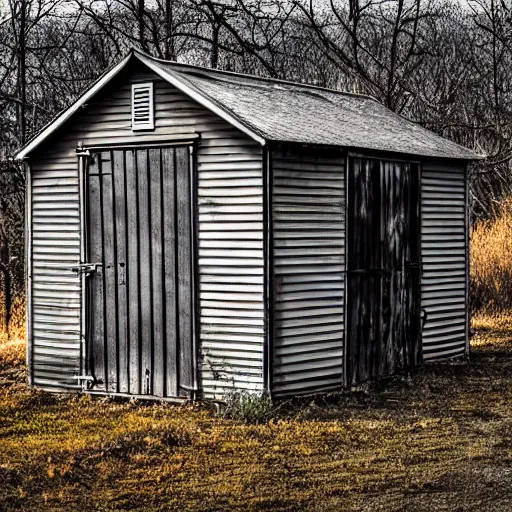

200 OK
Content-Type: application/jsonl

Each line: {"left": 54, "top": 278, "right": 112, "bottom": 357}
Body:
{"left": 16, "top": 50, "right": 481, "bottom": 160}
{"left": 139, "top": 53, "right": 480, "bottom": 160}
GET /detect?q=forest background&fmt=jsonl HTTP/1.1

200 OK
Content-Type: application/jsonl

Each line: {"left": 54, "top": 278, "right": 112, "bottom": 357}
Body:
{"left": 1, "top": 0, "right": 510, "bottom": 338}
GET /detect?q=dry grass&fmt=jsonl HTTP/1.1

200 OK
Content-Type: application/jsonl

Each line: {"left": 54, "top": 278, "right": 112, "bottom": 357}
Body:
{"left": 0, "top": 296, "right": 26, "bottom": 343}
{"left": 0, "top": 204, "right": 511, "bottom": 510}
{"left": 1, "top": 315, "right": 512, "bottom": 511}
{"left": 471, "top": 199, "right": 512, "bottom": 311}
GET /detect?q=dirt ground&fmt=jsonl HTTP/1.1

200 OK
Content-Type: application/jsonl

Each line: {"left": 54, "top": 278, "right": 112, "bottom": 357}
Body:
{"left": 1, "top": 316, "right": 511, "bottom": 512}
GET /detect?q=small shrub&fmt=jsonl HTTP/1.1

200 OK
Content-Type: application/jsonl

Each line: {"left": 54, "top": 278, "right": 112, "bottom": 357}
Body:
{"left": 219, "top": 391, "right": 274, "bottom": 424}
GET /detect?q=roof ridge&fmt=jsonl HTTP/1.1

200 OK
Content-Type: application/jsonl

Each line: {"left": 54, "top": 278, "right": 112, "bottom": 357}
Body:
{"left": 132, "top": 49, "right": 379, "bottom": 103}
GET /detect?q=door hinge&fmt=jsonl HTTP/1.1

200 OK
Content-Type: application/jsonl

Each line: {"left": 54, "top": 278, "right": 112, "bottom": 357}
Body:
{"left": 71, "top": 263, "right": 102, "bottom": 275}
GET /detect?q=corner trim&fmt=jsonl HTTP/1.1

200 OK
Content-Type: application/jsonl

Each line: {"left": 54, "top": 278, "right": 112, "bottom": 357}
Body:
{"left": 262, "top": 144, "right": 273, "bottom": 395}
{"left": 25, "top": 162, "right": 33, "bottom": 385}
{"left": 342, "top": 152, "right": 349, "bottom": 388}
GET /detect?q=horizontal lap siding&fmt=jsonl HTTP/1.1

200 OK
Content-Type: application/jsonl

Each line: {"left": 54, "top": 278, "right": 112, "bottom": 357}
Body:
{"left": 30, "top": 65, "right": 264, "bottom": 396}
{"left": 272, "top": 147, "right": 345, "bottom": 396}
{"left": 31, "top": 156, "right": 81, "bottom": 388}
{"left": 421, "top": 162, "right": 468, "bottom": 359}
{"left": 197, "top": 141, "right": 264, "bottom": 399}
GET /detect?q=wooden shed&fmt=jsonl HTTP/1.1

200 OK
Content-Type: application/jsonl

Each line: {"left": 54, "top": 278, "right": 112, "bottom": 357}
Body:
{"left": 16, "top": 50, "right": 479, "bottom": 400}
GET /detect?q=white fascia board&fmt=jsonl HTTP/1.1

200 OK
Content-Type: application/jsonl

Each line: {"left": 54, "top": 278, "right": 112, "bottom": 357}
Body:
{"left": 15, "top": 53, "right": 133, "bottom": 160}
{"left": 136, "top": 54, "right": 266, "bottom": 146}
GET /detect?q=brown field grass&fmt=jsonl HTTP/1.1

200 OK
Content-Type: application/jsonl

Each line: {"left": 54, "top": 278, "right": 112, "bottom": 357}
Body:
{"left": 1, "top": 314, "right": 512, "bottom": 512}
{"left": 0, "top": 296, "right": 25, "bottom": 343}
{"left": 0, "top": 204, "right": 511, "bottom": 510}
{"left": 471, "top": 199, "right": 512, "bottom": 311}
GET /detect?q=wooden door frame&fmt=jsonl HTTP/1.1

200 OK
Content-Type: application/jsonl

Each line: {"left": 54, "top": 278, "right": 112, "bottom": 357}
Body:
{"left": 343, "top": 153, "right": 422, "bottom": 387}
{"left": 77, "top": 140, "right": 200, "bottom": 399}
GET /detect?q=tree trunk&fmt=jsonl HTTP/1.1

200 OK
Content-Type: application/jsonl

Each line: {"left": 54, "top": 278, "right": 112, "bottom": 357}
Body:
{"left": 165, "top": 0, "right": 174, "bottom": 60}
{"left": 211, "top": 23, "right": 219, "bottom": 69}
{"left": 138, "top": 0, "right": 145, "bottom": 50}
{"left": 18, "top": 0, "right": 27, "bottom": 145}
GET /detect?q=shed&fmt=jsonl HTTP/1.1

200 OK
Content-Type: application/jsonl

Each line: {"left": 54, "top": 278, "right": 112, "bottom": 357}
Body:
{"left": 16, "top": 49, "right": 479, "bottom": 400}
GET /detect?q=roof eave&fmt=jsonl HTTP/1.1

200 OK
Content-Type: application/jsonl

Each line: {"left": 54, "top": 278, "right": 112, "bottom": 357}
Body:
{"left": 267, "top": 139, "right": 483, "bottom": 161}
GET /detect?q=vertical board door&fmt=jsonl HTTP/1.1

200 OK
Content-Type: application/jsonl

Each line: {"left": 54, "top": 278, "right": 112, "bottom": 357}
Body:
{"left": 85, "top": 146, "right": 194, "bottom": 397}
{"left": 346, "top": 157, "right": 421, "bottom": 385}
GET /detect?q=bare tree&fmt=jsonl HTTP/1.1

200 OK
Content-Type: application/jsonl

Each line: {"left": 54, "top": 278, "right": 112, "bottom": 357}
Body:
{"left": 290, "top": 0, "right": 440, "bottom": 112}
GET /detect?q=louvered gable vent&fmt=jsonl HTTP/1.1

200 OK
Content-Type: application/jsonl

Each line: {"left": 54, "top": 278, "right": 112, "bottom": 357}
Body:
{"left": 131, "top": 82, "right": 154, "bottom": 130}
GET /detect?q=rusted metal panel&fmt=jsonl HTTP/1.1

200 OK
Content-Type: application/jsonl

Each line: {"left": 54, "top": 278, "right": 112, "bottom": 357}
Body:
{"left": 271, "top": 146, "right": 345, "bottom": 396}
{"left": 346, "top": 157, "right": 422, "bottom": 385}
{"left": 28, "top": 64, "right": 265, "bottom": 397}
{"left": 421, "top": 161, "right": 467, "bottom": 359}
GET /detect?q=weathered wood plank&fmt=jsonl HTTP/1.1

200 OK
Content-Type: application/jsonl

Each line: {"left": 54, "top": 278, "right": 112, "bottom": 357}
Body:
{"left": 125, "top": 149, "right": 140, "bottom": 394}
{"left": 137, "top": 149, "right": 152, "bottom": 395}
{"left": 101, "top": 153, "right": 118, "bottom": 392}
{"left": 161, "top": 148, "right": 178, "bottom": 397}
{"left": 149, "top": 148, "right": 165, "bottom": 397}
{"left": 87, "top": 155, "right": 105, "bottom": 391}
{"left": 176, "top": 147, "right": 193, "bottom": 396}
{"left": 113, "top": 150, "right": 129, "bottom": 393}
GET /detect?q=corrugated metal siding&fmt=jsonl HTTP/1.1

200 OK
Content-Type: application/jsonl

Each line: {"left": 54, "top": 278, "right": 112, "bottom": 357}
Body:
{"left": 29, "top": 63, "right": 264, "bottom": 397}
{"left": 421, "top": 161, "right": 468, "bottom": 359}
{"left": 271, "top": 147, "right": 345, "bottom": 396}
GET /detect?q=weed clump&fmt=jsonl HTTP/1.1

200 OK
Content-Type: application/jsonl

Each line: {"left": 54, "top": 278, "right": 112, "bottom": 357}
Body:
{"left": 219, "top": 391, "right": 275, "bottom": 424}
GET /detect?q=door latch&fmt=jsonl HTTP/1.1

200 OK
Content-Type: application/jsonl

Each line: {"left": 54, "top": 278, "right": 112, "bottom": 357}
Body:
{"left": 72, "top": 375, "right": 97, "bottom": 391}
{"left": 71, "top": 263, "right": 102, "bottom": 276}
{"left": 421, "top": 308, "right": 428, "bottom": 330}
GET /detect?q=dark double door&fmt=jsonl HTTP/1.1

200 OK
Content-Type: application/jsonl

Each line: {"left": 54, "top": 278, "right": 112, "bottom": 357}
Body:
{"left": 346, "top": 156, "right": 421, "bottom": 386}
{"left": 85, "top": 146, "right": 194, "bottom": 397}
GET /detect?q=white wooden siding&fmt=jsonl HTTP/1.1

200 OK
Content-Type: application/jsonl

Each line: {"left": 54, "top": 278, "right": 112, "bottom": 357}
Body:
{"left": 29, "top": 64, "right": 264, "bottom": 397}
{"left": 30, "top": 156, "right": 81, "bottom": 388}
{"left": 421, "top": 162, "right": 468, "bottom": 359}
{"left": 271, "top": 147, "right": 345, "bottom": 396}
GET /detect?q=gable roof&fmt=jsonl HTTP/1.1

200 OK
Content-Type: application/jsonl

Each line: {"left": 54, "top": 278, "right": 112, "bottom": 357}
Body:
{"left": 16, "top": 49, "right": 481, "bottom": 160}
